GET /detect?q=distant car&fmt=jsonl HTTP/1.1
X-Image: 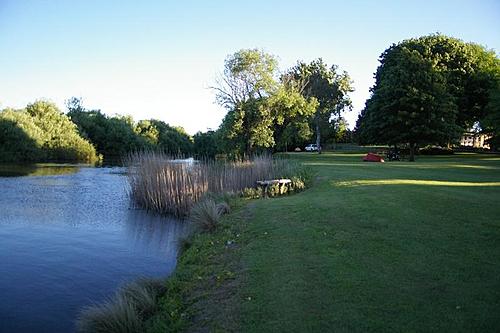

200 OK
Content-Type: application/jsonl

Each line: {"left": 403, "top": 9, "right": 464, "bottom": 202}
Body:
{"left": 305, "top": 144, "right": 319, "bottom": 152}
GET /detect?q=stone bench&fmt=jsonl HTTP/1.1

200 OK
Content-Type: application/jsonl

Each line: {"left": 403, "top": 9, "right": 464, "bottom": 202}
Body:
{"left": 256, "top": 179, "right": 292, "bottom": 196}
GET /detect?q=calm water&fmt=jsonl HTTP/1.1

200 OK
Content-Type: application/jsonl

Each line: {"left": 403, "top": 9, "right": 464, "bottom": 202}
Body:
{"left": 0, "top": 165, "right": 188, "bottom": 333}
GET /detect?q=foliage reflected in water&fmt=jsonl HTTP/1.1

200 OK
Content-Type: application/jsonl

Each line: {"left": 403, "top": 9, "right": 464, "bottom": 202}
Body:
{"left": 0, "top": 164, "right": 79, "bottom": 177}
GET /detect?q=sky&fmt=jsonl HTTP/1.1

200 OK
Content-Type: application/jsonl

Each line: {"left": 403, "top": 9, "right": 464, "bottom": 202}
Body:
{"left": 1, "top": 0, "right": 499, "bottom": 134}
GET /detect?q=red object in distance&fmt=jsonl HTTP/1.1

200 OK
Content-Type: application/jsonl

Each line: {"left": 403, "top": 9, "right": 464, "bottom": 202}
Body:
{"left": 363, "top": 152, "right": 385, "bottom": 162}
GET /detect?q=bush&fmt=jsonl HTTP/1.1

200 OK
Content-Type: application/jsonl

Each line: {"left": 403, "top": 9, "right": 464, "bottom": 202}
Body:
{"left": 190, "top": 199, "right": 221, "bottom": 232}
{"left": 77, "top": 278, "right": 166, "bottom": 333}
{"left": 216, "top": 201, "right": 231, "bottom": 215}
{"left": 77, "top": 295, "right": 142, "bottom": 333}
{"left": 0, "top": 102, "right": 99, "bottom": 163}
{"left": 242, "top": 187, "right": 264, "bottom": 199}
{"left": 290, "top": 176, "right": 306, "bottom": 192}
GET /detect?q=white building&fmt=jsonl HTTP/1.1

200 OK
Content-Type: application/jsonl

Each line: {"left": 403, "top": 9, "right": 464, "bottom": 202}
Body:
{"left": 460, "top": 132, "right": 491, "bottom": 149}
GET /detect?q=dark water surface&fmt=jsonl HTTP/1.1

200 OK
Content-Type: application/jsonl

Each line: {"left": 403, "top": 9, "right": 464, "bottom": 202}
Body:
{"left": 0, "top": 165, "right": 188, "bottom": 333}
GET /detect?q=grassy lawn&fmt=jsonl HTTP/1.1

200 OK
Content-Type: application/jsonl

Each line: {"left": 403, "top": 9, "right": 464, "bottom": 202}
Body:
{"left": 153, "top": 152, "right": 500, "bottom": 332}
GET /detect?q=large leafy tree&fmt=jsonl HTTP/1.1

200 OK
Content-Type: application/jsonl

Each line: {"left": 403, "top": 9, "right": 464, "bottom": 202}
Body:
{"left": 214, "top": 49, "right": 317, "bottom": 155}
{"left": 481, "top": 79, "right": 500, "bottom": 150}
{"left": 213, "top": 48, "right": 278, "bottom": 108}
{"left": 286, "top": 59, "right": 353, "bottom": 153}
{"left": 193, "top": 130, "right": 220, "bottom": 158}
{"left": 356, "top": 34, "right": 500, "bottom": 160}
{"left": 213, "top": 49, "right": 279, "bottom": 155}
{"left": 270, "top": 82, "right": 318, "bottom": 151}
{"left": 400, "top": 35, "right": 499, "bottom": 129}
{"left": 356, "top": 46, "right": 459, "bottom": 161}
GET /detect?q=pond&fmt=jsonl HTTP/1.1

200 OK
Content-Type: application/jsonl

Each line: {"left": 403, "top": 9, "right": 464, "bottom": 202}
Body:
{"left": 0, "top": 164, "right": 189, "bottom": 333}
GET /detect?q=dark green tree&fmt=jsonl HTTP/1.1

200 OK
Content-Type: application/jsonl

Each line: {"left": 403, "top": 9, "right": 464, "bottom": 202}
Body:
{"left": 67, "top": 98, "right": 192, "bottom": 158}
{"left": 193, "top": 130, "right": 219, "bottom": 158}
{"left": 400, "top": 35, "right": 500, "bottom": 129}
{"left": 481, "top": 79, "right": 500, "bottom": 150}
{"left": 150, "top": 120, "right": 193, "bottom": 155}
{"left": 286, "top": 59, "right": 353, "bottom": 153}
{"left": 356, "top": 45, "right": 460, "bottom": 161}
{"left": 356, "top": 34, "right": 499, "bottom": 160}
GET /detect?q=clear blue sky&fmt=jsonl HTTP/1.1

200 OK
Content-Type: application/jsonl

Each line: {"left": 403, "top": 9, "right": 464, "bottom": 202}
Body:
{"left": 1, "top": 0, "right": 499, "bottom": 134}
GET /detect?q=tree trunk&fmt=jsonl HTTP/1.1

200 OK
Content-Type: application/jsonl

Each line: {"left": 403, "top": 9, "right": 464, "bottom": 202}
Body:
{"left": 409, "top": 142, "right": 415, "bottom": 162}
{"left": 316, "top": 116, "right": 322, "bottom": 154}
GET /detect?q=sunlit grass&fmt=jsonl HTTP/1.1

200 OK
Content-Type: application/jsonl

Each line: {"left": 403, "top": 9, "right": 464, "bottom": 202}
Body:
{"left": 145, "top": 152, "right": 500, "bottom": 332}
{"left": 334, "top": 179, "right": 500, "bottom": 187}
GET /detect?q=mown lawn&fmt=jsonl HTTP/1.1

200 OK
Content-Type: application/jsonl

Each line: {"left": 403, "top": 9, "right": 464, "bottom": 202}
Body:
{"left": 153, "top": 152, "right": 500, "bottom": 332}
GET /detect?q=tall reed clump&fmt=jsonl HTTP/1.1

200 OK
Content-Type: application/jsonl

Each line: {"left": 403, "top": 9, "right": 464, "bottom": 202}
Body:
{"left": 126, "top": 151, "right": 302, "bottom": 217}
{"left": 77, "top": 278, "right": 166, "bottom": 333}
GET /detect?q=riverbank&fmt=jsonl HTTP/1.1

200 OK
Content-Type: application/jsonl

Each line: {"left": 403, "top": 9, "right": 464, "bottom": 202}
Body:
{"left": 147, "top": 152, "right": 500, "bottom": 332}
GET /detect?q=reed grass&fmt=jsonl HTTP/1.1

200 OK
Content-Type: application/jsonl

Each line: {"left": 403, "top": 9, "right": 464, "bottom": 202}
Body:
{"left": 126, "top": 151, "right": 300, "bottom": 217}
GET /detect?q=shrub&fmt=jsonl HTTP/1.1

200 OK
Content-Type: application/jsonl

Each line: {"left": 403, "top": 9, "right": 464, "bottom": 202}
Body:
{"left": 77, "top": 278, "right": 166, "bottom": 333}
{"left": 242, "top": 187, "right": 264, "bottom": 199}
{"left": 0, "top": 102, "right": 99, "bottom": 163}
{"left": 77, "top": 295, "right": 142, "bottom": 333}
{"left": 216, "top": 201, "right": 231, "bottom": 215}
{"left": 268, "top": 183, "right": 282, "bottom": 197}
{"left": 190, "top": 199, "right": 221, "bottom": 232}
{"left": 290, "top": 176, "right": 306, "bottom": 192}
{"left": 120, "top": 278, "right": 166, "bottom": 318}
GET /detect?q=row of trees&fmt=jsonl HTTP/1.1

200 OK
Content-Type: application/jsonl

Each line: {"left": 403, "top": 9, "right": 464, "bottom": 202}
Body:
{"left": 66, "top": 98, "right": 193, "bottom": 159}
{"left": 6, "top": 35, "right": 494, "bottom": 163}
{"left": 355, "top": 34, "right": 500, "bottom": 160}
{"left": 193, "top": 49, "right": 354, "bottom": 158}
{"left": 0, "top": 51, "right": 356, "bottom": 163}
{"left": 0, "top": 99, "right": 194, "bottom": 163}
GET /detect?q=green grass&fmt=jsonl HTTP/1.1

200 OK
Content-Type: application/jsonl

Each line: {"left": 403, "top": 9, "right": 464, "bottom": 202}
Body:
{"left": 151, "top": 152, "right": 500, "bottom": 332}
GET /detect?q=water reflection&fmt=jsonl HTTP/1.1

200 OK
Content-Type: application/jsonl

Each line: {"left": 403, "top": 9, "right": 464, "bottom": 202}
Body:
{"left": 125, "top": 210, "right": 191, "bottom": 255}
{"left": 0, "top": 165, "right": 189, "bottom": 333}
{"left": 0, "top": 163, "right": 79, "bottom": 177}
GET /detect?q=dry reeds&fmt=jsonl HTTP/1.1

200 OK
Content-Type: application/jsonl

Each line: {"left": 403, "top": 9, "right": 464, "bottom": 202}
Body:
{"left": 126, "top": 151, "right": 296, "bottom": 217}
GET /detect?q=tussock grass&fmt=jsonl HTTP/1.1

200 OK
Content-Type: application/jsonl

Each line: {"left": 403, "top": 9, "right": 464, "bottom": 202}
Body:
{"left": 77, "top": 296, "right": 142, "bottom": 333}
{"left": 190, "top": 199, "right": 221, "bottom": 232}
{"left": 120, "top": 278, "right": 166, "bottom": 318}
{"left": 126, "top": 151, "right": 300, "bottom": 216}
{"left": 216, "top": 201, "right": 231, "bottom": 215}
{"left": 77, "top": 278, "right": 166, "bottom": 333}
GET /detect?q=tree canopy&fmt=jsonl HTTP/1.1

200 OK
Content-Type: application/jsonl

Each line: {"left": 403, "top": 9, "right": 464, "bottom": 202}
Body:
{"left": 67, "top": 97, "right": 193, "bottom": 159}
{"left": 356, "top": 34, "right": 500, "bottom": 159}
{"left": 212, "top": 50, "right": 348, "bottom": 156}
{"left": 0, "top": 100, "right": 99, "bottom": 163}
{"left": 286, "top": 59, "right": 354, "bottom": 152}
